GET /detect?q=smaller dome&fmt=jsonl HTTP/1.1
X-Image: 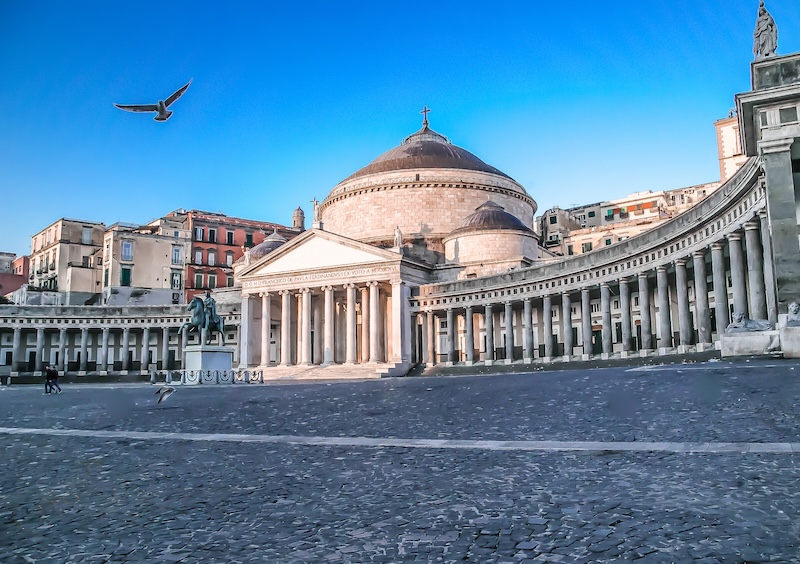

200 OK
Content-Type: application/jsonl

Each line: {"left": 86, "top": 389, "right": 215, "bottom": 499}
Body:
{"left": 448, "top": 201, "right": 533, "bottom": 237}
{"left": 249, "top": 228, "right": 287, "bottom": 259}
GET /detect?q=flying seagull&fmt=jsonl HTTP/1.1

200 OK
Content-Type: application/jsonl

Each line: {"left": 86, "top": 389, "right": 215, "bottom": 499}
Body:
{"left": 115, "top": 79, "right": 192, "bottom": 121}
{"left": 155, "top": 385, "right": 176, "bottom": 404}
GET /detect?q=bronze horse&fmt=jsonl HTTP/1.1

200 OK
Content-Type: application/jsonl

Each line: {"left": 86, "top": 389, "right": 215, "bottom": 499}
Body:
{"left": 179, "top": 296, "right": 226, "bottom": 345}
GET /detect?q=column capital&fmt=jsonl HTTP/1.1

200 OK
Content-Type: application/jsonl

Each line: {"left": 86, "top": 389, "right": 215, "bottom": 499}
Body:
{"left": 758, "top": 209, "right": 768, "bottom": 221}
{"left": 710, "top": 241, "right": 725, "bottom": 251}
{"left": 600, "top": 282, "right": 610, "bottom": 288}
{"left": 656, "top": 265, "right": 668, "bottom": 273}
{"left": 726, "top": 232, "right": 743, "bottom": 241}
{"left": 692, "top": 249, "right": 706, "bottom": 259}
{"left": 278, "top": 289, "right": 293, "bottom": 296}
{"left": 581, "top": 286, "right": 591, "bottom": 294}
{"left": 759, "top": 137, "right": 794, "bottom": 156}
{"left": 465, "top": 304, "right": 474, "bottom": 312}
{"left": 343, "top": 283, "right": 356, "bottom": 290}
{"left": 618, "top": 277, "right": 630, "bottom": 286}
{"left": 674, "top": 257, "right": 688, "bottom": 267}
{"left": 744, "top": 220, "right": 760, "bottom": 231}
{"left": 523, "top": 296, "right": 532, "bottom": 304}
{"left": 366, "top": 281, "right": 380, "bottom": 288}
{"left": 259, "top": 291, "right": 270, "bottom": 298}
{"left": 321, "top": 285, "right": 334, "bottom": 292}
{"left": 301, "top": 287, "right": 311, "bottom": 294}
{"left": 637, "top": 271, "right": 650, "bottom": 280}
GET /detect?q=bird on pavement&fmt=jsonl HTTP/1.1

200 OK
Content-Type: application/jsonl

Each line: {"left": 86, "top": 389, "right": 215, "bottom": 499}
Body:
{"left": 155, "top": 385, "right": 176, "bottom": 404}
{"left": 114, "top": 79, "right": 192, "bottom": 121}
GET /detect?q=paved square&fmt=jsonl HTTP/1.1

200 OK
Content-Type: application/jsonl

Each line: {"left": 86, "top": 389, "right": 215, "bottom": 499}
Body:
{"left": 2, "top": 360, "right": 800, "bottom": 562}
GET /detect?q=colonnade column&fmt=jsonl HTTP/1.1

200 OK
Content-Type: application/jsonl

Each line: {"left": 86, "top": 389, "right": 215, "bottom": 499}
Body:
{"left": 58, "top": 328, "right": 67, "bottom": 372}
{"left": 710, "top": 243, "right": 730, "bottom": 334}
{"left": 638, "top": 273, "right": 653, "bottom": 350}
{"left": 426, "top": 311, "right": 435, "bottom": 367}
{"left": 562, "top": 293, "right": 573, "bottom": 357}
{"left": 322, "top": 286, "right": 335, "bottom": 365}
{"left": 657, "top": 266, "right": 672, "bottom": 349}
{"left": 279, "top": 290, "right": 292, "bottom": 366}
{"left": 543, "top": 295, "right": 553, "bottom": 358}
{"left": 35, "top": 328, "right": 44, "bottom": 372}
{"left": 445, "top": 308, "right": 455, "bottom": 364}
{"left": 100, "top": 327, "right": 110, "bottom": 371}
{"left": 465, "top": 306, "right": 475, "bottom": 365}
{"left": 360, "top": 287, "right": 370, "bottom": 363}
{"left": 345, "top": 284, "right": 357, "bottom": 364}
{"left": 11, "top": 327, "right": 21, "bottom": 372}
{"left": 160, "top": 327, "right": 169, "bottom": 371}
{"left": 368, "top": 282, "right": 380, "bottom": 363}
{"left": 759, "top": 210, "right": 778, "bottom": 324}
{"left": 619, "top": 279, "right": 632, "bottom": 352}
{"left": 238, "top": 295, "right": 251, "bottom": 368}
{"left": 260, "top": 293, "right": 271, "bottom": 366}
{"left": 675, "top": 259, "right": 692, "bottom": 347}
{"left": 504, "top": 302, "right": 514, "bottom": 363}
{"left": 693, "top": 251, "right": 712, "bottom": 345}
{"left": 79, "top": 328, "right": 88, "bottom": 371}
{"left": 581, "top": 288, "right": 591, "bottom": 356}
{"left": 523, "top": 298, "right": 533, "bottom": 362}
{"left": 484, "top": 305, "right": 494, "bottom": 364}
{"left": 121, "top": 328, "right": 130, "bottom": 371}
{"left": 391, "top": 280, "right": 411, "bottom": 364}
{"left": 744, "top": 221, "right": 768, "bottom": 320}
{"left": 141, "top": 327, "right": 151, "bottom": 369}
{"left": 727, "top": 233, "right": 748, "bottom": 317}
{"left": 600, "top": 284, "right": 612, "bottom": 355}
{"left": 301, "top": 288, "right": 312, "bottom": 366}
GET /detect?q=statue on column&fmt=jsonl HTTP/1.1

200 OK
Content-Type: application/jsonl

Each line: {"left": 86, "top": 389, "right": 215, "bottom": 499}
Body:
{"left": 753, "top": 0, "right": 778, "bottom": 60}
{"left": 394, "top": 225, "right": 402, "bottom": 248}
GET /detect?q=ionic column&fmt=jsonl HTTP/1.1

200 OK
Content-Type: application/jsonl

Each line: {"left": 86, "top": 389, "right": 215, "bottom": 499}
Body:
{"left": 35, "top": 328, "right": 45, "bottom": 372}
{"left": 581, "top": 288, "right": 592, "bottom": 355}
{"left": 58, "top": 328, "right": 67, "bottom": 372}
{"left": 759, "top": 210, "right": 778, "bottom": 324}
{"left": 562, "top": 293, "right": 573, "bottom": 357}
{"left": 657, "top": 266, "right": 672, "bottom": 348}
{"left": 693, "top": 251, "right": 712, "bottom": 345}
{"left": 141, "top": 327, "right": 151, "bottom": 369}
{"left": 100, "top": 327, "right": 110, "bottom": 371}
{"left": 426, "top": 311, "right": 435, "bottom": 366}
{"left": 600, "top": 283, "right": 612, "bottom": 354}
{"left": 79, "top": 328, "right": 88, "bottom": 371}
{"left": 238, "top": 295, "right": 252, "bottom": 368}
{"left": 675, "top": 259, "right": 692, "bottom": 346}
{"left": 260, "top": 293, "right": 271, "bottom": 366}
{"left": 345, "top": 284, "right": 357, "bottom": 364}
{"left": 638, "top": 273, "right": 653, "bottom": 350}
{"left": 543, "top": 295, "right": 553, "bottom": 358}
{"left": 619, "top": 279, "right": 632, "bottom": 352}
{"left": 727, "top": 232, "right": 748, "bottom": 318}
{"left": 11, "top": 327, "right": 22, "bottom": 372}
{"left": 744, "top": 221, "right": 768, "bottom": 320}
{"left": 160, "top": 327, "right": 169, "bottom": 371}
{"left": 711, "top": 242, "right": 730, "bottom": 334}
{"left": 322, "top": 286, "right": 335, "bottom": 365}
{"left": 121, "top": 327, "right": 130, "bottom": 371}
{"left": 368, "top": 282, "right": 380, "bottom": 363}
{"left": 301, "top": 288, "right": 312, "bottom": 366}
{"left": 446, "top": 308, "right": 455, "bottom": 364}
{"left": 484, "top": 304, "right": 494, "bottom": 363}
{"left": 504, "top": 302, "right": 514, "bottom": 363}
{"left": 465, "top": 306, "right": 475, "bottom": 365}
{"left": 523, "top": 298, "right": 533, "bottom": 361}
{"left": 391, "top": 281, "right": 411, "bottom": 364}
{"left": 279, "top": 290, "right": 292, "bottom": 366}
{"left": 360, "top": 287, "right": 370, "bottom": 363}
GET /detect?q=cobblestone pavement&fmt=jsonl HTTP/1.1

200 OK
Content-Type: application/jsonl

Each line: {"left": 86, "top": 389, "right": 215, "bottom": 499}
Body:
{"left": 2, "top": 359, "right": 800, "bottom": 562}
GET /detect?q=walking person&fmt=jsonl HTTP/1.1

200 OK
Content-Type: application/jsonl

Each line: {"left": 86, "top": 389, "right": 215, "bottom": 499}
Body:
{"left": 46, "top": 365, "right": 61, "bottom": 394}
{"left": 44, "top": 365, "right": 54, "bottom": 394}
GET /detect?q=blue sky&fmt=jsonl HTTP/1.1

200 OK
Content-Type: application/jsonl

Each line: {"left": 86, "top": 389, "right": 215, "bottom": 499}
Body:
{"left": 1, "top": 1, "right": 798, "bottom": 257}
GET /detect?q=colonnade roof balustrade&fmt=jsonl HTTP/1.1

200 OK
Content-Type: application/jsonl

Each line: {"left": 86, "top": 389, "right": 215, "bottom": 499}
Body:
{"left": 414, "top": 157, "right": 763, "bottom": 310}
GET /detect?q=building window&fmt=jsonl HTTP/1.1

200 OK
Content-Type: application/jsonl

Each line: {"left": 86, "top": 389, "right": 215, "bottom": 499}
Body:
{"left": 82, "top": 227, "right": 92, "bottom": 245}
{"left": 567, "top": 245, "right": 573, "bottom": 256}
{"left": 120, "top": 267, "right": 132, "bottom": 287}
{"left": 588, "top": 211, "right": 596, "bottom": 218}
{"left": 227, "top": 275, "right": 234, "bottom": 287}
{"left": 174, "top": 231, "right": 180, "bottom": 238}
{"left": 226, "top": 231, "right": 234, "bottom": 245}
{"left": 245, "top": 233, "right": 253, "bottom": 247}
{"left": 208, "top": 274, "right": 217, "bottom": 289}
{"left": 549, "top": 216, "right": 557, "bottom": 225}
{"left": 582, "top": 242, "right": 593, "bottom": 253}
{"left": 208, "top": 229, "right": 217, "bottom": 243}
{"left": 226, "top": 252, "right": 234, "bottom": 266}
{"left": 194, "top": 227, "right": 204, "bottom": 241}
{"left": 208, "top": 251, "right": 216, "bottom": 266}
{"left": 171, "top": 272, "right": 182, "bottom": 290}
{"left": 605, "top": 238, "right": 612, "bottom": 246}
{"left": 194, "top": 273, "right": 203, "bottom": 288}
{"left": 121, "top": 240, "right": 133, "bottom": 261}
{"left": 103, "top": 269, "right": 109, "bottom": 286}
{"left": 46, "top": 230, "right": 51, "bottom": 245}
{"left": 172, "top": 246, "right": 182, "bottom": 265}
{"left": 195, "top": 249, "right": 203, "bottom": 264}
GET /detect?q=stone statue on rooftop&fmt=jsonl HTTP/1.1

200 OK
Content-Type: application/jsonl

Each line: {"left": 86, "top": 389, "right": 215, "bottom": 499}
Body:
{"left": 311, "top": 197, "right": 321, "bottom": 222}
{"left": 753, "top": 1, "right": 778, "bottom": 60}
{"left": 394, "top": 226, "right": 402, "bottom": 248}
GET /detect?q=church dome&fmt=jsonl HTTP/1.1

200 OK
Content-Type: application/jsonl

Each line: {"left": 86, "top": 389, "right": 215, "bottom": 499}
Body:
{"left": 448, "top": 201, "right": 533, "bottom": 237}
{"left": 249, "top": 228, "right": 287, "bottom": 260}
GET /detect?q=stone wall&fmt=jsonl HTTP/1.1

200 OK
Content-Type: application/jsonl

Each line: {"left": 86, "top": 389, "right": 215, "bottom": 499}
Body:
{"left": 444, "top": 230, "right": 539, "bottom": 264}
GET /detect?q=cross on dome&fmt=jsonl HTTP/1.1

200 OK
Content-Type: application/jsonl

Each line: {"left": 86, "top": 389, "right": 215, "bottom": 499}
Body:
{"left": 420, "top": 105, "right": 431, "bottom": 127}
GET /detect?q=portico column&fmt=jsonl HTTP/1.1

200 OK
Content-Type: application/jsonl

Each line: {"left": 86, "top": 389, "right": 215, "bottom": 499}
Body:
{"left": 744, "top": 221, "right": 768, "bottom": 320}
{"left": 600, "top": 283, "right": 612, "bottom": 355}
{"left": 360, "top": 287, "right": 370, "bottom": 363}
{"left": 562, "top": 293, "right": 573, "bottom": 357}
{"left": 426, "top": 311, "right": 435, "bottom": 366}
{"left": 619, "top": 279, "right": 632, "bottom": 352}
{"left": 79, "top": 328, "right": 88, "bottom": 371}
{"left": 180, "top": 327, "right": 188, "bottom": 368}
{"left": 638, "top": 273, "right": 653, "bottom": 350}
{"left": 543, "top": 295, "right": 553, "bottom": 358}
{"left": 445, "top": 308, "right": 455, "bottom": 364}
{"left": 581, "top": 288, "right": 592, "bottom": 355}
{"left": 100, "top": 327, "right": 110, "bottom": 371}
{"left": 465, "top": 306, "right": 475, "bottom": 364}
{"left": 121, "top": 328, "right": 130, "bottom": 371}
{"left": 322, "top": 286, "right": 335, "bottom": 365}
{"left": 727, "top": 232, "right": 748, "bottom": 318}
{"left": 345, "top": 284, "right": 357, "bottom": 364}
{"left": 11, "top": 327, "right": 22, "bottom": 372}
{"left": 391, "top": 281, "right": 412, "bottom": 364}
{"left": 141, "top": 327, "right": 151, "bottom": 369}
{"left": 693, "top": 251, "right": 712, "bottom": 345}
{"left": 260, "top": 293, "right": 271, "bottom": 366}
{"left": 484, "top": 304, "right": 494, "bottom": 363}
{"left": 237, "top": 295, "right": 251, "bottom": 368}
{"left": 368, "top": 282, "right": 380, "bottom": 363}
{"left": 675, "top": 259, "right": 692, "bottom": 346}
{"left": 35, "top": 328, "right": 45, "bottom": 372}
{"left": 301, "top": 288, "right": 312, "bottom": 366}
{"left": 657, "top": 266, "right": 672, "bottom": 348}
{"left": 523, "top": 298, "right": 533, "bottom": 362}
{"left": 759, "top": 210, "right": 778, "bottom": 324}
{"left": 504, "top": 302, "right": 514, "bottom": 363}
{"left": 279, "top": 290, "right": 292, "bottom": 366}
{"left": 160, "top": 327, "right": 169, "bottom": 371}
{"left": 58, "top": 328, "right": 67, "bottom": 372}
{"left": 711, "top": 242, "right": 730, "bottom": 334}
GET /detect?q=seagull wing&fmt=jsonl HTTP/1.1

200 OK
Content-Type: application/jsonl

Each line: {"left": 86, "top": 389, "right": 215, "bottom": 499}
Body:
{"left": 164, "top": 79, "right": 192, "bottom": 108}
{"left": 115, "top": 103, "right": 159, "bottom": 113}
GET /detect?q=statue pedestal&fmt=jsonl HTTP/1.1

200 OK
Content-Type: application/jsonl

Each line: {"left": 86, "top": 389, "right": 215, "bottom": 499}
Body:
{"left": 184, "top": 345, "right": 234, "bottom": 378}
{"left": 721, "top": 331, "right": 780, "bottom": 357}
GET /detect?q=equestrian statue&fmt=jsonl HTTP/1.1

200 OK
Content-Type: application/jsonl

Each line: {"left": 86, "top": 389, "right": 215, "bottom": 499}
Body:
{"left": 179, "top": 291, "right": 226, "bottom": 345}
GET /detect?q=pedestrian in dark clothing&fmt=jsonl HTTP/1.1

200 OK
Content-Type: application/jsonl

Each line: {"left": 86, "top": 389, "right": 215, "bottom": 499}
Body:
{"left": 45, "top": 366, "right": 61, "bottom": 394}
